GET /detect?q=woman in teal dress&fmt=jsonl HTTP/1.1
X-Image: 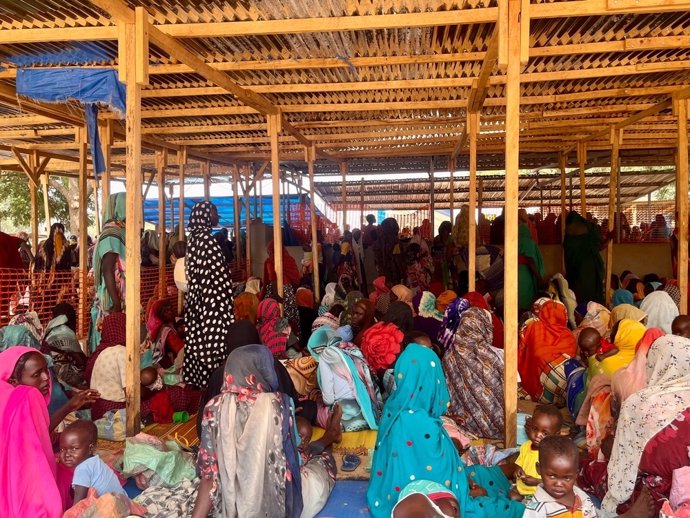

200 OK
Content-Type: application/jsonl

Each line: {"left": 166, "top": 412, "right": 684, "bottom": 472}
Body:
{"left": 518, "top": 223, "right": 545, "bottom": 311}
{"left": 367, "top": 343, "right": 525, "bottom": 518}
{"left": 88, "top": 193, "right": 127, "bottom": 352}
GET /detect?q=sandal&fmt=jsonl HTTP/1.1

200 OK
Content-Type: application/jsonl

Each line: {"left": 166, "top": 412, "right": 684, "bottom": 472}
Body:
{"left": 341, "top": 453, "right": 361, "bottom": 472}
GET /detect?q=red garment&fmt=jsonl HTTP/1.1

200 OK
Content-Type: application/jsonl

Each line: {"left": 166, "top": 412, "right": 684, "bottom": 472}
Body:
{"left": 148, "top": 390, "right": 174, "bottom": 424}
{"left": 263, "top": 241, "right": 301, "bottom": 288}
{"left": 463, "top": 291, "right": 504, "bottom": 349}
{"left": 518, "top": 301, "right": 577, "bottom": 401}
{"left": 85, "top": 312, "right": 126, "bottom": 385}
{"left": 360, "top": 321, "right": 403, "bottom": 371}
{"left": 166, "top": 332, "right": 184, "bottom": 355}
{"left": 0, "top": 232, "right": 23, "bottom": 269}
{"left": 596, "top": 338, "right": 615, "bottom": 355}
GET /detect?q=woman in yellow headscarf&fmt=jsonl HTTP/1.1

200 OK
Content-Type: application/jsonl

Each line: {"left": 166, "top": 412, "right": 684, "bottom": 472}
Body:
{"left": 588, "top": 318, "right": 646, "bottom": 378}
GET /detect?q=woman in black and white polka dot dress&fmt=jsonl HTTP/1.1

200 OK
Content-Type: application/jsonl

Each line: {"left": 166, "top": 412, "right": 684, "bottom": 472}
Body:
{"left": 182, "top": 201, "right": 234, "bottom": 387}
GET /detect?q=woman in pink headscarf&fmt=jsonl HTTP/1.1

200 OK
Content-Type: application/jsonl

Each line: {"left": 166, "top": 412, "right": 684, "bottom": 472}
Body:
{"left": 0, "top": 346, "right": 64, "bottom": 517}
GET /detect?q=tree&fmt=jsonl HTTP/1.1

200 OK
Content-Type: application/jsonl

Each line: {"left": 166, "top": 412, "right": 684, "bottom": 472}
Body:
{"left": 0, "top": 171, "right": 94, "bottom": 234}
{"left": 653, "top": 182, "right": 676, "bottom": 201}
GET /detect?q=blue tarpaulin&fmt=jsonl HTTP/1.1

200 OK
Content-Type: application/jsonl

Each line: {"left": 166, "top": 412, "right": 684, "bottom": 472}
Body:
{"left": 143, "top": 195, "right": 323, "bottom": 231}
{"left": 16, "top": 68, "right": 126, "bottom": 177}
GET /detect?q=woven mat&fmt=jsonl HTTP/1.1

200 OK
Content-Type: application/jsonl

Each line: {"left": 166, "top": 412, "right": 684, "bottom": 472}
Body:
{"left": 143, "top": 416, "right": 199, "bottom": 447}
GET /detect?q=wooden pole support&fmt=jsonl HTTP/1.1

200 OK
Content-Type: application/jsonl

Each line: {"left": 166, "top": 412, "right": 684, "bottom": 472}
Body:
{"left": 429, "top": 157, "right": 435, "bottom": 242}
{"left": 156, "top": 150, "right": 167, "bottom": 298}
{"left": 268, "top": 113, "right": 284, "bottom": 306}
{"left": 177, "top": 146, "right": 187, "bottom": 315}
{"left": 306, "top": 145, "right": 321, "bottom": 301}
{"left": 232, "top": 164, "right": 241, "bottom": 265}
{"left": 503, "top": 0, "right": 522, "bottom": 448}
{"left": 605, "top": 128, "right": 621, "bottom": 307}
{"left": 468, "top": 111, "right": 479, "bottom": 292}
{"left": 245, "top": 168, "right": 252, "bottom": 279}
{"left": 675, "top": 96, "right": 689, "bottom": 314}
{"left": 202, "top": 160, "right": 210, "bottom": 201}
{"left": 340, "top": 161, "right": 348, "bottom": 231}
{"left": 78, "top": 134, "right": 89, "bottom": 345}
{"left": 40, "top": 172, "right": 51, "bottom": 234}
{"left": 448, "top": 154, "right": 455, "bottom": 223}
{"left": 578, "top": 141, "right": 587, "bottom": 215}
{"left": 29, "top": 179, "right": 38, "bottom": 252}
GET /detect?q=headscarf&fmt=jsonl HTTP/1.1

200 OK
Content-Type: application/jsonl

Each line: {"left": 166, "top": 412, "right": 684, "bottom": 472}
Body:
{"left": 366, "top": 344, "right": 524, "bottom": 518}
{"left": 360, "top": 322, "right": 404, "bottom": 371}
{"left": 295, "top": 288, "right": 314, "bottom": 309}
{"left": 518, "top": 223, "right": 545, "bottom": 310}
{"left": 574, "top": 302, "right": 610, "bottom": 339}
{"left": 391, "top": 480, "right": 457, "bottom": 518}
{"left": 463, "top": 291, "right": 505, "bottom": 349}
{"left": 412, "top": 291, "right": 443, "bottom": 339}
{"left": 518, "top": 300, "right": 577, "bottom": 402}
{"left": 264, "top": 241, "right": 301, "bottom": 288}
{"left": 444, "top": 308, "right": 505, "bottom": 439}
{"left": 353, "top": 299, "right": 376, "bottom": 344}
{"left": 437, "top": 297, "right": 471, "bottom": 351}
{"left": 321, "top": 282, "right": 338, "bottom": 308}
{"left": 233, "top": 292, "right": 259, "bottom": 324}
{"left": 0, "top": 346, "right": 62, "bottom": 518}
{"left": 94, "top": 193, "right": 126, "bottom": 284}
{"left": 342, "top": 291, "right": 364, "bottom": 325}
{"left": 663, "top": 283, "right": 681, "bottom": 308}
{"left": 9, "top": 312, "right": 43, "bottom": 343}
{"left": 611, "top": 327, "right": 665, "bottom": 405}
{"left": 639, "top": 291, "right": 679, "bottom": 334}
{"left": 383, "top": 301, "right": 414, "bottom": 333}
{"left": 257, "top": 298, "right": 290, "bottom": 357}
{"left": 183, "top": 201, "right": 235, "bottom": 388}
{"left": 85, "top": 312, "right": 126, "bottom": 385}
{"left": 603, "top": 335, "right": 690, "bottom": 513}
{"left": 391, "top": 284, "right": 414, "bottom": 312}
{"left": 196, "top": 345, "right": 302, "bottom": 518}
{"left": 611, "top": 289, "right": 633, "bottom": 308}
{"left": 0, "top": 326, "right": 40, "bottom": 351}
{"left": 590, "top": 319, "right": 645, "bottom": 378}
{"left": 451, "top": 205, "right": 470, "bottom": 247}
{"left": 311, "top": 311, "right": 340, "bottom": 334}
{"left": 435, "top": 290, "right": 457, "bottom": 314}
{"left": 610, "top": 303, "right": 647, "bottom": 327}
{"left": 244, "top": 277, "right": 261, "bottom": 295}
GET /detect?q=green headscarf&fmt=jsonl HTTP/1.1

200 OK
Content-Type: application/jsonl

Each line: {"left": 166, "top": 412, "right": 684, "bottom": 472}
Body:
{"left": 518, "top": 223, "right": 545, "bottom": 310}
{"left": 102, "top": 192, "right": 126, "bottom": 224}
{"left": 367, "top": 344, "right": 524, "bottom": 518}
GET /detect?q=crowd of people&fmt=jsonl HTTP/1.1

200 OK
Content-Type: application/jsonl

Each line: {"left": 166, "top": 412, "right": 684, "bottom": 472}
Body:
{"left": 0, "top": 199, "right": 689, "bottom": 518}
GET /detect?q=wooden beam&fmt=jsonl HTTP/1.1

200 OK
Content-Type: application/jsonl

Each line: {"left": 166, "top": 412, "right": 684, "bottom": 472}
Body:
{"left": 341, "top": 161, "right": 348, "bottom": 231}
{"left": 156, "top": 150, "right": 167, "bottom": 299}
{"left": 605, "top": 129, "right": 620, "bottom": 307}
{"left": 675, "top": 95, "right": 689, "bottom": 314}
{"left": 268, "top": 113, "right": 284, "bottom": 305}
{"left": 503, "top": 0, "right": 521, "bottom": 449}
{"left": 232, "top": 164, "right": 241, "bottom": 263}
{"left": 468, "top": 111, "right": 479, "bottom": 293}
{"left": 122, "top": 20, "right": 143, "bottom": 437}
{"left": 448, "top": 155, "right": 455, "bottom": 223}
{"left": 29, "top": 178, "right": 38, "bottom": 250}
{"left": 78, "top": 132, "right": 89, "bottom": 344}
{"left": 468, "top": 30, "right": 500, "bottom": 113}
{"left": 559, "top": 152, "right": 567, "bottom": 261}
{"left": 306, "top": 145, "right": 321, "bottom": 301}
{"left": 177, "top": 147, "right": 187, "bottom": 314}
{"left": 578, "top": 142, "right": 587, "bottom": 215}
{"left": 244, "top": 167, "right": 252, "bottom": 280}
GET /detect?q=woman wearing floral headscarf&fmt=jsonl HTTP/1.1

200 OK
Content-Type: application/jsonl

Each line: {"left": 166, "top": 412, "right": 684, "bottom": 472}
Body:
{"left": 183, "top": 201, "right": 234, "bottom": 388}
{"left": 437, "top": 297, "right": 471, "bottom": 352}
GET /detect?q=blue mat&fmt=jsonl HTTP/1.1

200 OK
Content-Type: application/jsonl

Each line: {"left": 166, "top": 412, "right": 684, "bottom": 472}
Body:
{"left": 317, "top": 480, "right": 372, "bottom": 517}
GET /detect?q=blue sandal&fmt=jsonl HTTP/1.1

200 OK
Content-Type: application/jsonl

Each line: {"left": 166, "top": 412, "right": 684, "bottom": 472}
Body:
{"left": 341, "top": 453, "right": 361, "bottom": 472}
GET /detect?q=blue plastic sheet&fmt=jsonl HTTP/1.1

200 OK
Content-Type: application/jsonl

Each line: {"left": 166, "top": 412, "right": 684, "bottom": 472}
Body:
{"left": 16, "top": 68, "right": 126, "bottom": 177}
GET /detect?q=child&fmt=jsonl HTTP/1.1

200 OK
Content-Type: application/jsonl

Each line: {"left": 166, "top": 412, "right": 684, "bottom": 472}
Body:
{"left": 59, "top": 420, "right": 126, "bottom": 504}
{"left": 512, "top": 404, "right": 563, "bottom": 500}
{"left": 296, "top": 416, "right": 313, "bottom": 453}
{"left": 672, "top": 315, "right": 690, "bottom": 338}
{"left": 578, "top": 327, "right": 619, "bottom": 363}
{"left": 523, "top": 436, "right": 655, "bottom": 518}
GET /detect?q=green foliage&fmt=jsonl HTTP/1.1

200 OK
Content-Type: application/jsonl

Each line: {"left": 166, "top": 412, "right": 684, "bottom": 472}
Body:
{"left": 653, "top": 183, "right": 676, "bottom": 201}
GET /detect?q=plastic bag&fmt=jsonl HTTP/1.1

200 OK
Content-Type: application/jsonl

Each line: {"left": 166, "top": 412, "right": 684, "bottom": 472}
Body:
{"left": 122, "top": 432, "right": 196, "bottom": 489}
{"left": 95, "top": 409, "right": 127, "bottom": 442}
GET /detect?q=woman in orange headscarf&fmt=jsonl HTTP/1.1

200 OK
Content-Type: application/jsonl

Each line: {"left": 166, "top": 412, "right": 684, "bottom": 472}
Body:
{"left": 518, "top": 300, "right": 577, "bottom": 407}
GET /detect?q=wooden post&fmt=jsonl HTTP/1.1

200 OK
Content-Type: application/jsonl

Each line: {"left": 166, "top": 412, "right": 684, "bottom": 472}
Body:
{"left": 203, "top": 161, "right": 210, "bottom": 202}
{"left": 268, "top": 114, "right": 284, "bottom": 304}
{"left": 307, "top": 145, "right": 321, "bottom": 301}
{"left": 156, "top": 150, "right": 167, "bottom": 298}
{"left": 245, "top": 171, "right": 252, "bottom": 279}
{"left": 177, "top": 147, "right": 187, "bottom": 314}
{"left": 560, "top": 152, "right": 567, "bottom": 244}
{"left": 259, "top": 176, "right": 263, "bottom": 220}
{"left": 360, "top": 178, "right": 365, "bottom": 229}
{"left": 121, "top": 18, "right": 144, "bottom": 436}
{"left": 168, "top": 184, "right": 174, "bottom": 232}
{"left": 40, "top": 172, "right": 51, "bottom": 234}
{"left": 675, "top": 95, "right": 689, "bottom": 314}
{"left": 468, "top": 111, "right": 479, "bottom": 292}
{"left": 502, "top": 0, "right": 522, "bottom": 448}
{"left": 100, "top": 120, "right": 112, "bottom": 221}
{"left": 449, "top": 155, "right": 455, "bottom": 223}
{"left": 578, "top": 142, "right": 587, "bottom": 215}
{"left": 29, "top": 179, "right": 38, "bottom": 252}
{"left": 78, "top": 132, "right": 89, "bottom": 344}
{"left": 478, "top": 177, "right": 484, "bottom": 216}
{"left": 605, "top": 128, "right": 620, "bottom": 307}
{"left": 232, "top": 164, "right": 241, "bottom": 263}
{"left": 92, "top": 180, "right": 101, "bottom": 234}
{"left": 429, "top": 157, "right": 435, "bottom": 238}
{"left": 340, "top": 161, "right": 348, "bottom": 231}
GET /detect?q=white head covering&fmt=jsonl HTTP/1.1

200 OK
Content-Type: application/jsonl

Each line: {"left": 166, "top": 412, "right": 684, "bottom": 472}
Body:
{"left": 602, "top": 335, "right": 690, "bottom": 512}
{"left": 321, "top": 282, "right": 337, "bottom": 308}
{"left": 244, "top": 277, "right": 261, "bottom": 295}
{"left": 639, "top": 291, "right": 679, "bottom": 334}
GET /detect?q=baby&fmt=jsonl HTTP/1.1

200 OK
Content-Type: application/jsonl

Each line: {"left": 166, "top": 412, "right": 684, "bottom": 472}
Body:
{"left": 672, "top": 315, "right": 690, "bottom": 338}
{"left": 59, "top": 420, "right": 126, "bottom": 504}
{"left": 296, "top": 416, "right": 313, "bottom": 452}
{"left": 578, "top": 328, "right": 618, "bottom": 363}
{"left": 523, "top": 436, "right": 656, "bottom": 518}
{"left": 512, "top": 404, "right": 563, "bottom": 500}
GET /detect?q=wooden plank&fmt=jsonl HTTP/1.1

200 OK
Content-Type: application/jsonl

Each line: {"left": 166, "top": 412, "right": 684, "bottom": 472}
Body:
{"left": 78, "top": 134, "right": 89, "bottom": 346}
{"left": 578, "top": 142, "right": 587, "bottom": 214}
{"left": 177, "top": 146, "right": 187, "bottom": 315}
{"left": 468, "top": 31, "right": 500, "bottom": 113}
{"left": 307, "top": 145, "right": 321, "bottom": 301}
{"left": 560, "top": 152, "right": 567, "bottom": 265}
{"left": 448, "top": 155, "right": 455, "bottom": 223}
{"left": 675, "top": 96, "right": 689, "bottom": 314}
{"left": 122, "top": 21, "right": 142, "bottom": 437}
{"left": 40, "top": 171, "right": 51, "bottom": 234}
{"left": 244, "top": 169, "right": 252, "bottom": 280}
{"left": 605, "top": 129, "right": 620, "bottom": 307}
{"left": 341, "top": 161, "right": 348, "bottom": 230}
{"left": 134, "top": 7, "right": 149, "bottom": 85}
{"left": 100, "top": 121, "right": 112, "bottom": 215}
{"left": 156, "top": 150, "right": 167, "bottom": 299}
{"left": 503, "top": 0, "right": 521, "bottom": 449}
{"left": 268, "top": 114, "right": 284, "bottom": 304}
{"left": 202, "top": 160, "right": 210, "bottom": 201}
{"left": 468, "top": 111, "right": 479, "bottom": 293}
{"left": 29, "top": 178, "right": 38, "bottom": 251}
{"left": 232, "top": 164, "right": 241, "bottom": 265}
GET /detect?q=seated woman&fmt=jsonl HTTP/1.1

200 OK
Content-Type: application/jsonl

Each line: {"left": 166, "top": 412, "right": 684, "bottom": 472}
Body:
{"left": 146, "top": 299, "right": 184, "bottom": 369}
{"left": 367, "top": 343, "right": 525, "bottom": 518}
{"left": 464, "top": 290, "right": 505, "bottom": 349}
{"left": 588, "top": 319, "right": 645, "bottom": 379}
{"left": 233, "top": 290, "right": 259, "bottom": 324}
{"left": 639, "top": 291, "right": 678, "bottom": 334}
{"left": 351, "top": 299, "right": 376, "bottom": 345}
{"left": 257, "top": 298, "right": 292, "bottom": 359}
{"left": 443, "top": 307, "right": 505, "bottom": 439}
{"left": 311, "top": 303, "right": 344, "bottom": 333}
{"left": 610, "top": 303, "right": 647, "bottom": 328}
{"left": 191, "top": 345, "right": 342, "bottom": 518}
{"left": 518, "top": 300, "right": 577, "bottom": 407}
{"left": 42, "top": 303, "right": 86, "bottom": 390}
{"left": 308, "top": 326, "right": 381, "bottom": 432}
{"left": 601, "top": 335, "right": 690, "bottom": 516}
